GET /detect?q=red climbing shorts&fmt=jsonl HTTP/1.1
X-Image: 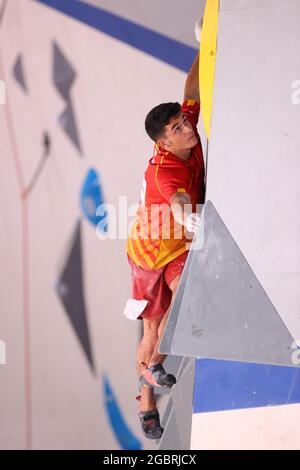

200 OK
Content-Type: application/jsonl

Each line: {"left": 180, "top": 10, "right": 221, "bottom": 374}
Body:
{"left": 127, "top": 251, "right": 189, "bottom": 321}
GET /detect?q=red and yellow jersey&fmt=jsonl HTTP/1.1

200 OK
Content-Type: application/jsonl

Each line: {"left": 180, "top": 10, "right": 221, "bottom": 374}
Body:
{"left": 127, "top": 100, "right": 205, "bottom": 270}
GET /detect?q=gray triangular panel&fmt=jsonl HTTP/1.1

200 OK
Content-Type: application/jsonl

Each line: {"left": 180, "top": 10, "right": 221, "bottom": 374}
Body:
{"left": 158, "top": 359, "right": 195, "bottom": 450}
{"left": 56, "top": 219, "right": 95, "bottom": 372}
{"left": 161, "top": 201, "right": 298, "bottom": 367}
{"left": 158, "top": 402, "right": 182, "bottom": 450}
{"left": 171, "top": 359, "right": 194, "bottom": 449}
{"left": 52, "top": 41, "right": 76, "bottom": 101}
{"left": 160, "top": 396, "right": 173, "bottom": 430}
{"left": 58, "top": 102, "right": 83, "bottom": 155}
{"left": 13, "top": 54, "right": 27, "bottom": 92}
{"left": 176, "top": 356, "right": 194, "bottom": 380}
{"left": 163, "top": 355, "right": 184, "bottom": 378}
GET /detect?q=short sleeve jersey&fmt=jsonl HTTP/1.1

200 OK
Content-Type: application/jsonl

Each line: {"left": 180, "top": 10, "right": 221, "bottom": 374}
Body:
{"left": 127, "top": 100, "right": 205, "bottom": 270}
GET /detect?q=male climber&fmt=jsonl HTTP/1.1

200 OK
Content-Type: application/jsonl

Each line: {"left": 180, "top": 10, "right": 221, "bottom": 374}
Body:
{"left": 125, "top": 51, "right": 205, "bottom": 439}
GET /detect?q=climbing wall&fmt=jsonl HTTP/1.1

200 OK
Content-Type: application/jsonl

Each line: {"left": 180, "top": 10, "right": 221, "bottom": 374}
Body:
{"left": 190, "top": 0, "right": 300, "bottom": 450}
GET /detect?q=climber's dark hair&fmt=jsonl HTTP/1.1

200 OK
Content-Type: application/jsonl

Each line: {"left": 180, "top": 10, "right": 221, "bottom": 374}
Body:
{"left": 145, "top": 102, "right": 181, "bottom": 142}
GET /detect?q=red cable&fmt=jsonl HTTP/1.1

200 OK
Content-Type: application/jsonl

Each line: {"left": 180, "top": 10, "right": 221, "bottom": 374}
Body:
{"left": 0, "top": 52, "right": 33, "bottom": 450}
